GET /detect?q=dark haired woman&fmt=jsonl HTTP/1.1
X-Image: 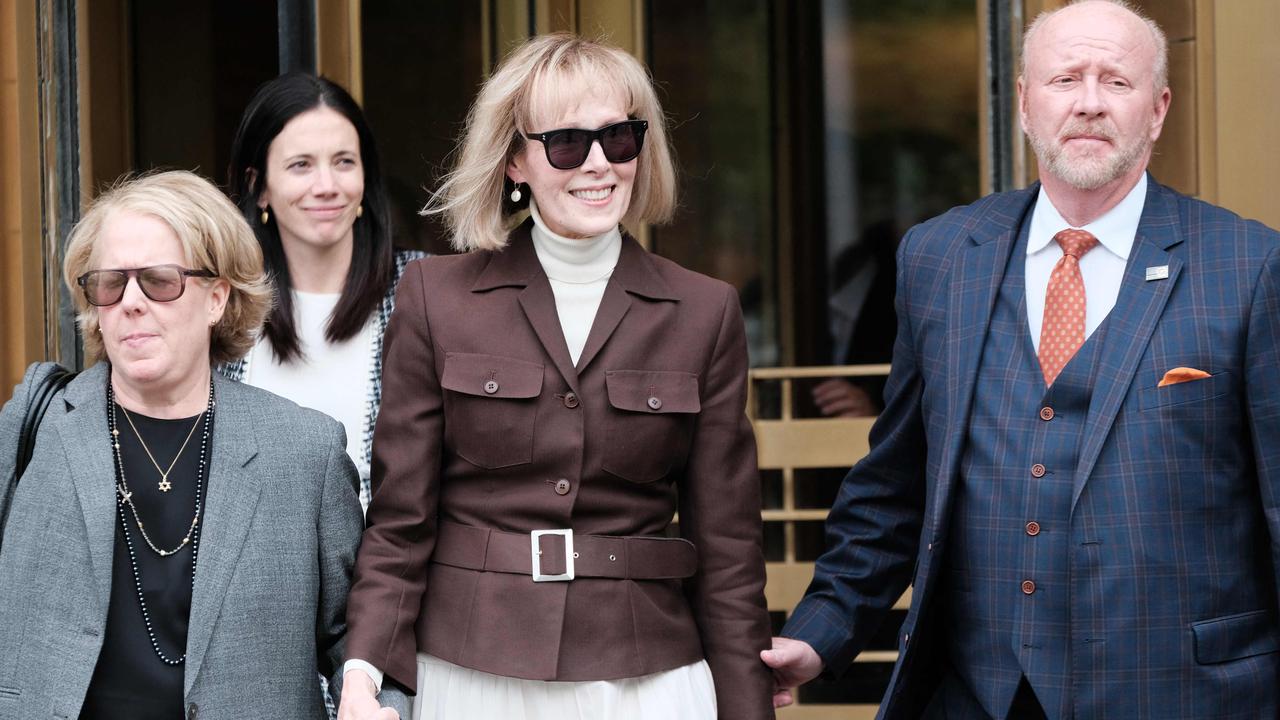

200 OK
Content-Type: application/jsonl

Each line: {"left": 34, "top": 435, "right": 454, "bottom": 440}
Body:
{"left": 222, "top": 73, "right": 423, "bottom": 509}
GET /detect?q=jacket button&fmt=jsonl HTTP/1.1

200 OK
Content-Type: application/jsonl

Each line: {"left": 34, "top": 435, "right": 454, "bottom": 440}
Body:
{"left": 187, "top": 704, "right": 198, "bottom": 719}
{"left": 483, "top": 380, "right": 499, "bottom": 394}
{"left": 1021, "top": 579, "right": 1036, "bottom": 595}
{"left": 554, "top": 478, "right": 571, "bottom": 495}
{"left": 563, "top": 392, "right": 580, "bottom": 409}
{"left": 647, "top": 396, "right": 662, "bottom": 410}
{"left": 1039, "top": 406, "right": 1054, "bottom": 421}
{"left": 1030, "top": 463, "right": 1046, "bottom": 478}
{"left": 1025, "top": 521, "right": 1041, "bottom": 536}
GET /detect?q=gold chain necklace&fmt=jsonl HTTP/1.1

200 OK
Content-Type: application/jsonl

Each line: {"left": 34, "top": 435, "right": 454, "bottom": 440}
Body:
{"left": 118, "top": 404, "right": 204, "bottom": 492}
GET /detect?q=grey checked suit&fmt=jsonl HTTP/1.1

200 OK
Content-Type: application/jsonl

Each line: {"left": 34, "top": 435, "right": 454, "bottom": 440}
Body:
{"left": 0, "top": 362, "right": 367, "bottom": 719}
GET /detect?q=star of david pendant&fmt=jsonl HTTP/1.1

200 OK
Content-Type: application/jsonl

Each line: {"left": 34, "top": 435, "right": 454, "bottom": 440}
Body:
{"left": 158, "top": 478, "right": 172, "bottom": 492}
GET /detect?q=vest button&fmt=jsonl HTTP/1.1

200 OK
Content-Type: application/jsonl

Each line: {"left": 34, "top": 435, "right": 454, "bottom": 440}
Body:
{"left": 554, "top": 478, "right": 571, "bottom": 495}
{"left": 1039, "top": 406, "right": 1054, "bottom": 421}
{"left": 1025, "top": 521, "right": 1041, "bottom": 536}
{"left": 483, "top": 379, "right": 499, "bottom": 394}
{"left": 1031, "top": 463, "right": 1046, "bottom": 478}
{"left": 563, "top": 392, "right": 580, "bottom": 408}
{"left": 1021, "top": 579, "right": 1036, "bottom": 595}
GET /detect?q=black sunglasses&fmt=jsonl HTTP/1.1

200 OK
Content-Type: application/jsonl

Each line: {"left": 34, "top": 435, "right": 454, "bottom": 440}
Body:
{"left": 77, "top": 264, "right": 217, "bottom": 307}
{"left": 523, "top": 119, "right": 648, "bottom": 170}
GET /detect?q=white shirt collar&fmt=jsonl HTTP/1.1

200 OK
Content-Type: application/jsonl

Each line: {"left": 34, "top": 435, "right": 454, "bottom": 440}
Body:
{"left": 1027, "top": 172, "right": 1148, "bottom": 260}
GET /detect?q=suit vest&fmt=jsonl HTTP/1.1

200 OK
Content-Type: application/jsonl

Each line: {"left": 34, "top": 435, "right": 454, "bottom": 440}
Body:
{"left": 942, "top": 222, "right": 1109, "bottom": 720}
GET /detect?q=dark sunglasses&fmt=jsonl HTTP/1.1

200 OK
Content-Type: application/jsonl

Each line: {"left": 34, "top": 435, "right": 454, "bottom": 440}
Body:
{"left": 77, "top": 264, "right": 217, "bottom": 307}
{"left": 523, "top": 119, "right": 648, "bottom": 170}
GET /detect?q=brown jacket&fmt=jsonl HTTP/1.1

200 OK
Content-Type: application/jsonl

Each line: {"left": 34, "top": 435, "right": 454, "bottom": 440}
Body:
{"left": 346, "top": 222, "right": 773, "bottom": 718}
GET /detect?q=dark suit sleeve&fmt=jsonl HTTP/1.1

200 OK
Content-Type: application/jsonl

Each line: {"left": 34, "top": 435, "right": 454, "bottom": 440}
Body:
{"left": 678, "top": 284, "right": 775, "bottom": 720}
{"left": 782, "top": 227, "right": 928, "bottom": 677}
{"left": 345, "top": 261, "right": 442, "bottom": 691}
{"left": 1245, "top": 242, "right": 1280, "bottom": 603}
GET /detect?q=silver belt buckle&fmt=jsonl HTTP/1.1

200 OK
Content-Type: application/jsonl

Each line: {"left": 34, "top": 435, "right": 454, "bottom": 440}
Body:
{"left": 530, "top": 529, "right": 575, "bottom": 582}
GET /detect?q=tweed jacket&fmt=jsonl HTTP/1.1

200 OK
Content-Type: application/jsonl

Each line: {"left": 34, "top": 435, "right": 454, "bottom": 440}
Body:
{"left": 346, "top": 222, "right": 774, "bottom": 719}
{"left": 783, "top": 176, "right": 1280, "bottom": 719}
{"left": 219, "top": 248, "right": 425, "bottom": 503}
{"left": 0, "top": 362, "right": 368, "bottom": 719}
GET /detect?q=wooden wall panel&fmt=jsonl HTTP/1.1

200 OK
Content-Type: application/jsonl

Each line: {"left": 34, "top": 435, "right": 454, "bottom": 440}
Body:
{"left": 0, "top": 0, "right": 44, "bottom": 392}
{"left": 1206, "top": 0, "right": 1280, "bottom": 229}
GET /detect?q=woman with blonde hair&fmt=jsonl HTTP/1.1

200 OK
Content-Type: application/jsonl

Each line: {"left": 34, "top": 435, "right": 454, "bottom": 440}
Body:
{"left": 339, "top": 33, "right": 772, "bottom": 720}
{"left": 0, "top": 170, "right": 387, "bottom": 718}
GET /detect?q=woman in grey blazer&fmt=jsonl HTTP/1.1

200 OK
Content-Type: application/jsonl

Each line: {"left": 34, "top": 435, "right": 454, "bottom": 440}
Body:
{"left": 0, "top": 171, "right": 397, "bottom": 719}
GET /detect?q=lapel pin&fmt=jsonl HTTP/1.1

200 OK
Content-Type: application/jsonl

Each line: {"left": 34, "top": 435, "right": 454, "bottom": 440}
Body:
{"left": 1145, "top": 265, "right": 1169, "bottom": 281}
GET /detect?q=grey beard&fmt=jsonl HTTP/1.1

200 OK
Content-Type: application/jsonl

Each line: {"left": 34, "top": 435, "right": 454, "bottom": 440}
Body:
{"left": 1029, "top": 129, "right": 1150, "bottom": 191}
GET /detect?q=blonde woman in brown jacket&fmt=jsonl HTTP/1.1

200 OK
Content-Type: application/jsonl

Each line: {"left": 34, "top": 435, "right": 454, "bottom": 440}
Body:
{"left": 338, "top": 33, "right": 773, "bottom": 720}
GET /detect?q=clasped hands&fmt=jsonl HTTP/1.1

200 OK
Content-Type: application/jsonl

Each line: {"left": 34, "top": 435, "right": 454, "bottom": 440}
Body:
{"left": 760, "top": 636, "right": 823, "bottom": 708}
{"left": 337, "top": 669, "right": 399, "bottom": 720}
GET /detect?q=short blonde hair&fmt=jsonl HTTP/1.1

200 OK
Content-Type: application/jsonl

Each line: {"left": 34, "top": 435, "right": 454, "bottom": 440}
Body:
{"left": 63, "top": 170, "right": 273, "bottom": 365}
{"left": 427, "top": 33, "right": 677, "bottom": 252}
{"left": 1022, "top": 0, "right": 1168, "bottom": 97}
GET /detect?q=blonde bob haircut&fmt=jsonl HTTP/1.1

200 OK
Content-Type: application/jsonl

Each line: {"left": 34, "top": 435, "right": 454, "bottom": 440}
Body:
{"left": 63, "top": 170, "right": 273, "bottom": 366}
{"left": 427, "top": 32, "right": 677, "bottom": 252}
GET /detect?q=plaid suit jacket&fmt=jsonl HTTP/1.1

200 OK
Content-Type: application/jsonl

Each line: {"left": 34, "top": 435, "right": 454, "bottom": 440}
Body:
{"left": 784, "top": 176, "right": 1280, "bottom": 719}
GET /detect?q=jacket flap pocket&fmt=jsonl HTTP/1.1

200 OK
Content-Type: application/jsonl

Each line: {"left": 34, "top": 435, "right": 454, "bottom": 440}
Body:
{"left": 1140, "top": 370, "right": 1233, "bottom": 411}
{"left": 442, "top": 352, "right": 543, "bottom": 399}
{"left": 1192, "top": 609, "right": 1279, "bottom": 664}
{"left": 605, "top": 370, "right": 700, "bottom": 414}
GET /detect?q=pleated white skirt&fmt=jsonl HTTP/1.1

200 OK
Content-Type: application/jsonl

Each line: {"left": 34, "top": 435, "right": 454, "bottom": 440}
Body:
{"left": 412, "top": 653, "right": 717, "bottom": 720}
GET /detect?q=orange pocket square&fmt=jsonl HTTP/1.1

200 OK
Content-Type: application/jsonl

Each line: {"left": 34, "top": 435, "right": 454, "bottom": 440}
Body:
{"left": 1158, "top": 367, "right": 1212, "bottom": 387}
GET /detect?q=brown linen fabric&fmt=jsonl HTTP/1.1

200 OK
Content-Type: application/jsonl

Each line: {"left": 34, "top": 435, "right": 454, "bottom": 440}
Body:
{"left": 345, "top": 221, "right": 774, "bottom": 719}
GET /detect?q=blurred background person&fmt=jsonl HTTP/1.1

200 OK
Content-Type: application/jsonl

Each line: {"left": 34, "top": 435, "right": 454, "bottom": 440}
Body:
{"left": 223, "top": 73, "right": 424, "bottom": 509}
{"left": 0, "top": 171, "right": 369, "bottom": 719}
{"left": 338, "top": 33, "right": 773, "bottom": 720}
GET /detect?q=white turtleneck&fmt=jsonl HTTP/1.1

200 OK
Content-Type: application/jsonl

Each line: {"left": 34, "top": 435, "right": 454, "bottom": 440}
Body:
{"left": 528, "top": 199, "right": 622, "bottom": 365}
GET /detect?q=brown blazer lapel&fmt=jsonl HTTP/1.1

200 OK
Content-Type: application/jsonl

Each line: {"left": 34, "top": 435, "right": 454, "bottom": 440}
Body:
{"left": 474, "top": 223, "right": 581, "bottom": 392}
{"left": 518, "top": 275, "right": 581, "bottom": 393}
{"left": 575, "top": 235, "right": 679, "bottom": 374}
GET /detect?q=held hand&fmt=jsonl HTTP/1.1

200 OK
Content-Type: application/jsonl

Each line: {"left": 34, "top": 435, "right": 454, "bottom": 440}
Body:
{"left": 337, "top": 670, "right": 399, "bottom": 720}
{"left": 760, "top": 637, "right": 823, "bottom": 708}
{"left": 812, "top": 378, "right": 877, "bottom": 418}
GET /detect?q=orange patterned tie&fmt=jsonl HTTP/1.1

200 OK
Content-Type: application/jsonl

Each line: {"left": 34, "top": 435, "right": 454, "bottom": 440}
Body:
{"left": 1038, "top": 228, "right": 1099, "bottom": 386}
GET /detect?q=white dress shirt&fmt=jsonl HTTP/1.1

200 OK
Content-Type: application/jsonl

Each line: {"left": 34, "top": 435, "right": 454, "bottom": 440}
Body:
{"left": 1025, "top": 173, "right": 1148, "bottom": 353}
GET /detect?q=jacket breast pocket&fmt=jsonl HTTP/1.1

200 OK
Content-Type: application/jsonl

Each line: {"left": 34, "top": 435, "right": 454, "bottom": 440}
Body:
{"left": 1191, "top": 609, "right": 1279, "bottom": 664}
{"left": 1139, "top": 370, "right": 1233, "bottom": 411}
{"left": 602, "top": 370, "right": 700, "bottom": 483}
{"left": 441, "top": 352, "right": 543, "bottom": 469}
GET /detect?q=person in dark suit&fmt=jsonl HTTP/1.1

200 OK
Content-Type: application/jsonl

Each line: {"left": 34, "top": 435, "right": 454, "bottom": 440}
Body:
{"left": 763, "top": 1, "right": 1280, "bottom": 717}
{"left": 337, "top": 34, "right": 773, "bottom": 720}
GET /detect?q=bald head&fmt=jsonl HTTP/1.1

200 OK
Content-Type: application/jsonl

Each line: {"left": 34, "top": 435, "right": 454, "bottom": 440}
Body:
{"left": 1023, "top": 0, "right": 1168, "bottom": 98}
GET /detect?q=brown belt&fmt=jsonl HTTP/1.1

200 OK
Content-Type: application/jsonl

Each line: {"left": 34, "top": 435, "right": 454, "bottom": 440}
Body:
{"left": 431, "top": 520, "right": 697, "bottom": 580}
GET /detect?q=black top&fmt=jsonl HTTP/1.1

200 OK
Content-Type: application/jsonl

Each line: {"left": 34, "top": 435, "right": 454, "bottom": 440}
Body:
{"left": 81, "top": 406, "right": 209, "bottom": 720}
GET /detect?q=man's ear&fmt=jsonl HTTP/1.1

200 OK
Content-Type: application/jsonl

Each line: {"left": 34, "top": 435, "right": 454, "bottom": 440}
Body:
{"left": 1016, "top": 75, "right": 1030, "bottom": 135}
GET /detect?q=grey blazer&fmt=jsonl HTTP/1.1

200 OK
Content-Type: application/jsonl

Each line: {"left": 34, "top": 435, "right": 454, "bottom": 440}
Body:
{"left": 0, "top": 362, "right": 375, "bottom": 719}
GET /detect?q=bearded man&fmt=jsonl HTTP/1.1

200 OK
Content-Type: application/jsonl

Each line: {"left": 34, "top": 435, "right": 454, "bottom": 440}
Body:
{"left": 762, "top": 1, "right": 1280, "bottom": 717}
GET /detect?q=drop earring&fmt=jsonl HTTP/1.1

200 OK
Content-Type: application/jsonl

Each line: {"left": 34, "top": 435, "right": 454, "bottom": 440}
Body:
{"left": 356, "top": 204, "right": 364, "bottom": 218}
{"left": 510, "top": 183, "right": 522, "bottom": 203}
{"left": 260, "top": 208, "right": 270, "bottom": 224}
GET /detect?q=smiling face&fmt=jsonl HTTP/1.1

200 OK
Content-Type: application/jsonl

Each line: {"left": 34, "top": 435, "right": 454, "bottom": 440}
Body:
{"left": 94, "top": 211, "right": 228, "bottom": 397}
{"left": 507, "top": 86, "right": 636, "bottom": 239}
{"left": 258, "top": 105, "right": 365, "bottom": 258}
{"left": 1018, "top": 1, "right": 1170, "bottom": 192}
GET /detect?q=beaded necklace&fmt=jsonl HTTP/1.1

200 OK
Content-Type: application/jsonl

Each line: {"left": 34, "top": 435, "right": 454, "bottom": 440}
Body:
{"left": 106, "top": 377, "right": 214, "bottom": 666}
